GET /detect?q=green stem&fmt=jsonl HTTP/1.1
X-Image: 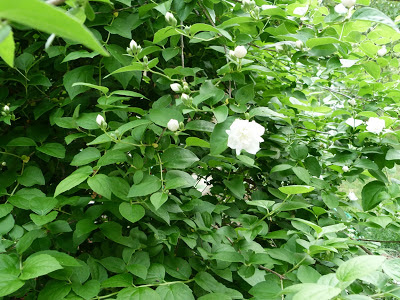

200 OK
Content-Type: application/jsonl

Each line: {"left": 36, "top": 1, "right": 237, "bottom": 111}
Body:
{"left": 0, "top": 151, "right": 23, "bottom": 160}
{"left": 156, "top": 152, "right": 164, "bottom": 191}
{"left": 137, "top": 278, "right": 194, "bottom": 288}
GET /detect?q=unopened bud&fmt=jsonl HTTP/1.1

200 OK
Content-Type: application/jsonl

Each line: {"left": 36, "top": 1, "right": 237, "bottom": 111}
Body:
{"left": 295, "top": 40, "right": 303, "bottom": 49}
{"left": 3, "top": 105, "right": 9, "bottom": 112}
{"left": 96, "top": 114, "right": 107, "bottom": 128}
{"left": 1, "top": 162, "right": 6, "bottom": 167}
{"left": 170, "top": 83, "right": 183, "bottom": 93}
{"left": 182, "top": 82, "right": 190, "bottom": 93}
{"left": 165, "top": 12, "right": 177, "bottom": 27}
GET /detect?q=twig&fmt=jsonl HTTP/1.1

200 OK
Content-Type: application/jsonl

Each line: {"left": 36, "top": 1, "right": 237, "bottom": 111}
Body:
{"left": 180, "top": 21, "right": 185, "bottom": 70}
{"left": 356, "top": 239, "right": 400, "bottom": 243}
{"left": 198, "top": 0, "right": 232, "bottom": 97}
{"left": 259, "top": 265, "right": 286, "bottom": 280}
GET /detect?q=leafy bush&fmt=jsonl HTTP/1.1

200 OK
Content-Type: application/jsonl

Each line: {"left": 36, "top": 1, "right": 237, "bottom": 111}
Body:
{"left": 2, "top": 0, "right": 400, "bottom": 299}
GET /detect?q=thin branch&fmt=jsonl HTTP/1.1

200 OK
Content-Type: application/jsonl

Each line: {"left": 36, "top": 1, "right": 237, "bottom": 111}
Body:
{"left": 356, "top": 239, "right": 400, "bottom": 243}
{"left": 180, "top": 21, "right": 185, "bottom": 70}
{"left": 259, "top": 266, "right": 286, "bottom": 280}
{"left": 199, "top": 0, "right": 232, "bottom": 97}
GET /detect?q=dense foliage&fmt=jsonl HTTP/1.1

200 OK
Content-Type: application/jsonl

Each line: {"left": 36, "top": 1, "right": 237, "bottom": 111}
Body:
{"left": 3, "top": 0, "right": 400, "bottom": 299}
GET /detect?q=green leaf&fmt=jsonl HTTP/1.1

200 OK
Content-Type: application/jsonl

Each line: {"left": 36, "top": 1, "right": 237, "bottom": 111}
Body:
{"left": 162, "top": 148, "right": 199, "bottom": 169}
{"left": 30, "top": 211, "right": 58, "bottom": 226}
{"left": 185, "top": 137, "right": 210, "bottom": 148}
{"left": 119, "top": 203, "right": 145, "bottom": 223}
{"left": 156, "top": 283, "right": 194, "bottom": 300}
{"left": 361, "top": 181, "right": 387, "bottom": 211}
{"left": 336, "top": 255, "right": 386, "bottom": 282}
{"left": 16, "top": 229, "right": 46, "bottom": 254}
{"left": 36, "top": 143, "right": 65, "bottom": 159}
{"left": 283, "top": 283, "right": 341, "bottom": 300}
{"left": 210, "top": 117, "right": 235, "bottom": 155}
{"left": 0, "top": 0, "right": 108, "bottom": 55}
{"left": 153, "top": 26, "right": 180, "bottom": 43}
{"left": 54, "top": 166, "right": 93, "bottom": 197}
{"left": 19, "top": 254, "right": 63, "bottom": 280}
{"left": 128, "top": 175, "right": 161, "bottom": 197}
{"left": 292, "top": 167, "right": 310, "bottom": 184}
{"left": 150, "top": 192, "right": 169, "bottom": 210}
{"left": 198, "top": 294, "right": 231, "bottom": 300}
{"left": 0, "top": 274, "right": 24, "bottom": 297}
{"left": 0, "top": 214, "right": 14, "bottom": 235}
{"left": 105, "top": 63, "right": 145, "bottom": 78}
{"left": 97, "top": 150, "right": 127, "bottom": 167}
{"left": 279, "top": 185, "right": 314, "bottom": 195}
{"left": 72, "top": 280, "right": 100, "bottom": 299}
{"left": 7, "top": 137, "right": 37, "bottom": 147}
{"left": 0, "top": 204, "right": 13, "bottom": 219}
{"left": 213, "top": 251, "right": 244, "bottom": 263}
{"left": 0, "top": 29, "right": 15, "bottom": 67}
{"left": 351, "top": 7, "right": 398, "bottom": 31}
{"left": 62, "top": 50, "right": 98, "bottom": 63}
{"left": 363, "top": 61, "right": 381, "bottom": 79}
{"left": 306, "top": 37, "right": 341, "bottom": 48}
{"left": 63, "top": 66, "right": 95, "bottom": 99}
{"left": 72, "top": 82, "right": 109, "bottom": 95}
{"left": 290, "top": 144, "right": 308, "bottom": 160}
{"left": 148, "top": 108, "right": 184, "bottom": 127}
{"left": 223, "top": 176, "right": 245, "bottom": 199}
{"left": 75, "top": 219, "right": 98, "bottom": 238}
{"left": 29, "top": 197, "right": 57, "bottom": 215}
{"left": 164, "top": 257, "right": 191, "bottom": 280}
{"left": 71, "top": 148, "right": 101, "bottom": 166}
{"left": 37, "top": 280, "right": 71, "bottom": 300}
{"left": 87, "top": 174, "right": 112, "bottom": 199}
{"left": 117, "top": 287, "right": 161, "bottom": 300}
{"left": 18, "top": 166, "right": 45, "bottom": 186}
{"left": 165, "top": 170, "right": 196, "bottom": 190}
{"left": 385, "top": 149, "right": 400, "bottom": 160}
{"left": 382, "top": 258, "right": 400, "bottom": 281}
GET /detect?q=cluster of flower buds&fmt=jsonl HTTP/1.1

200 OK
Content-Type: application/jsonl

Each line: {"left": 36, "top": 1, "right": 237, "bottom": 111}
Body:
{"left": 334, "top": 0, "right": 356, "bottom": 15}
{"left": 165, "top": 12, "right": 177, "bottom": 27}
{"left": 170, "top": 82, "right": 192, "bottom": 106}
{"left": 1, "top": 105, "right": 9, "bottom": 116}
{"left": 126, "top": 40, "right": 142, "bottom": 56}
{"left": 241, "top": 0, "right": 260, "bottom": 19}
{"left": 377, "top": 45, "right": 387, "bottom": 57}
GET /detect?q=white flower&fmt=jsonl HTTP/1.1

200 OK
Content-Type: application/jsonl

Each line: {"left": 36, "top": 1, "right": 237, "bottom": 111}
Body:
{"left": 275, "top": 44, "right": 283, "bottom": 52}
{"left": 295, "top": 40, "right": 303, "bottom": 49}
{"left": 167, "top": 119, "right": 179, "bottom": 131}
{"left": 345, "top": 117, "right": 363, "bottom": 128}
{"left": 293, "top": 5, "right": 308, "bottom": 16}
{"left": 342, "top": 165, "right": 349, "bottom": 172}
{"left": 1, "top": 162, "right": 6, "bottom": 167}
{"left": 366, "top": 117, "right": 385, "bottom": 134}
{"left": 334, "top": 3, "right": 348, "bottom": 14}
{"left": 348, "top": 191, "right": 358, "bottom": 201}
{"left": 165, "top": 12, "right": 177, "bottom": 26}
{"left": 340, "top": 59, "right": 358, "bottom": 68}
{"left": 96, "top": 114, "right": 106, "bottom": 127}
{"left": 348, "top": 98, "right": 356, "bottom": 106}
{"left": 377, "top": 46, "right": 387, "bottom": 57}
{"left": 342, "top": 0, "right": 356, "bottom": 8}
{"left": 3, "top": 105, "right": 9, "bottom": 112}
{"left": 234, "top": 46, "right": 247, "bottom": 58}
{"left": 170, "top": 83, "right": 182, "bottom": 93}
{"left": 226, "top": 119, "right": 265, "bottom": 155}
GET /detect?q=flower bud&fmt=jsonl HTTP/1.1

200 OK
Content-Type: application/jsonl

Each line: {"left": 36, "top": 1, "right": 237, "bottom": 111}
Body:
{"left": 3, "top": 105, "right": 9, "bottom": 112}
{"left": 377, "top": 46, "right": 387, "bottom": 57}
{"left": 234, "top": 45, "right": 247, "bottom": 58}
{"left": 143, "top": 55, "right": 148, "bottom": 65}
{"left": 342, "top": 0, "right": 356, "bottom": 8}
{"left": 275, "top": 44, "right": 283, "bottom": 52}
{"left": 1, "top": 162, "right": 6, "bottom": 167}
{"left": 242, "top": 0, "right": 255, "bottom": 10}
{"left": 170, "top": 83, "right": 183, "bottom": 93}
{"left": 181, "top": 93, "right": 190, "bottom": 101}
{"left": 129, "top": 40, "right": 138, "bottom": 51}
{"left": 165, "top": 12, "right": 177, "bottom": 27}
{"left": 342, "top": 165, "right": 349, "bottom": 172}
{"left": 182, "top": 82, "right": 190, "bottom": 93}
{"left": 96, "top": 114, "right": 107, "bottom": 128}
{"left": 167, "top": 119, "right": 179, "bottom": 131}
{"left": 334, "top": 3, "right": 348, "bottom": 14}
{"left": 295, "top": 40, "right": 303, "bottom": 49}
{"left": 348, "top": 98, "right": 356, "bottom": 106}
